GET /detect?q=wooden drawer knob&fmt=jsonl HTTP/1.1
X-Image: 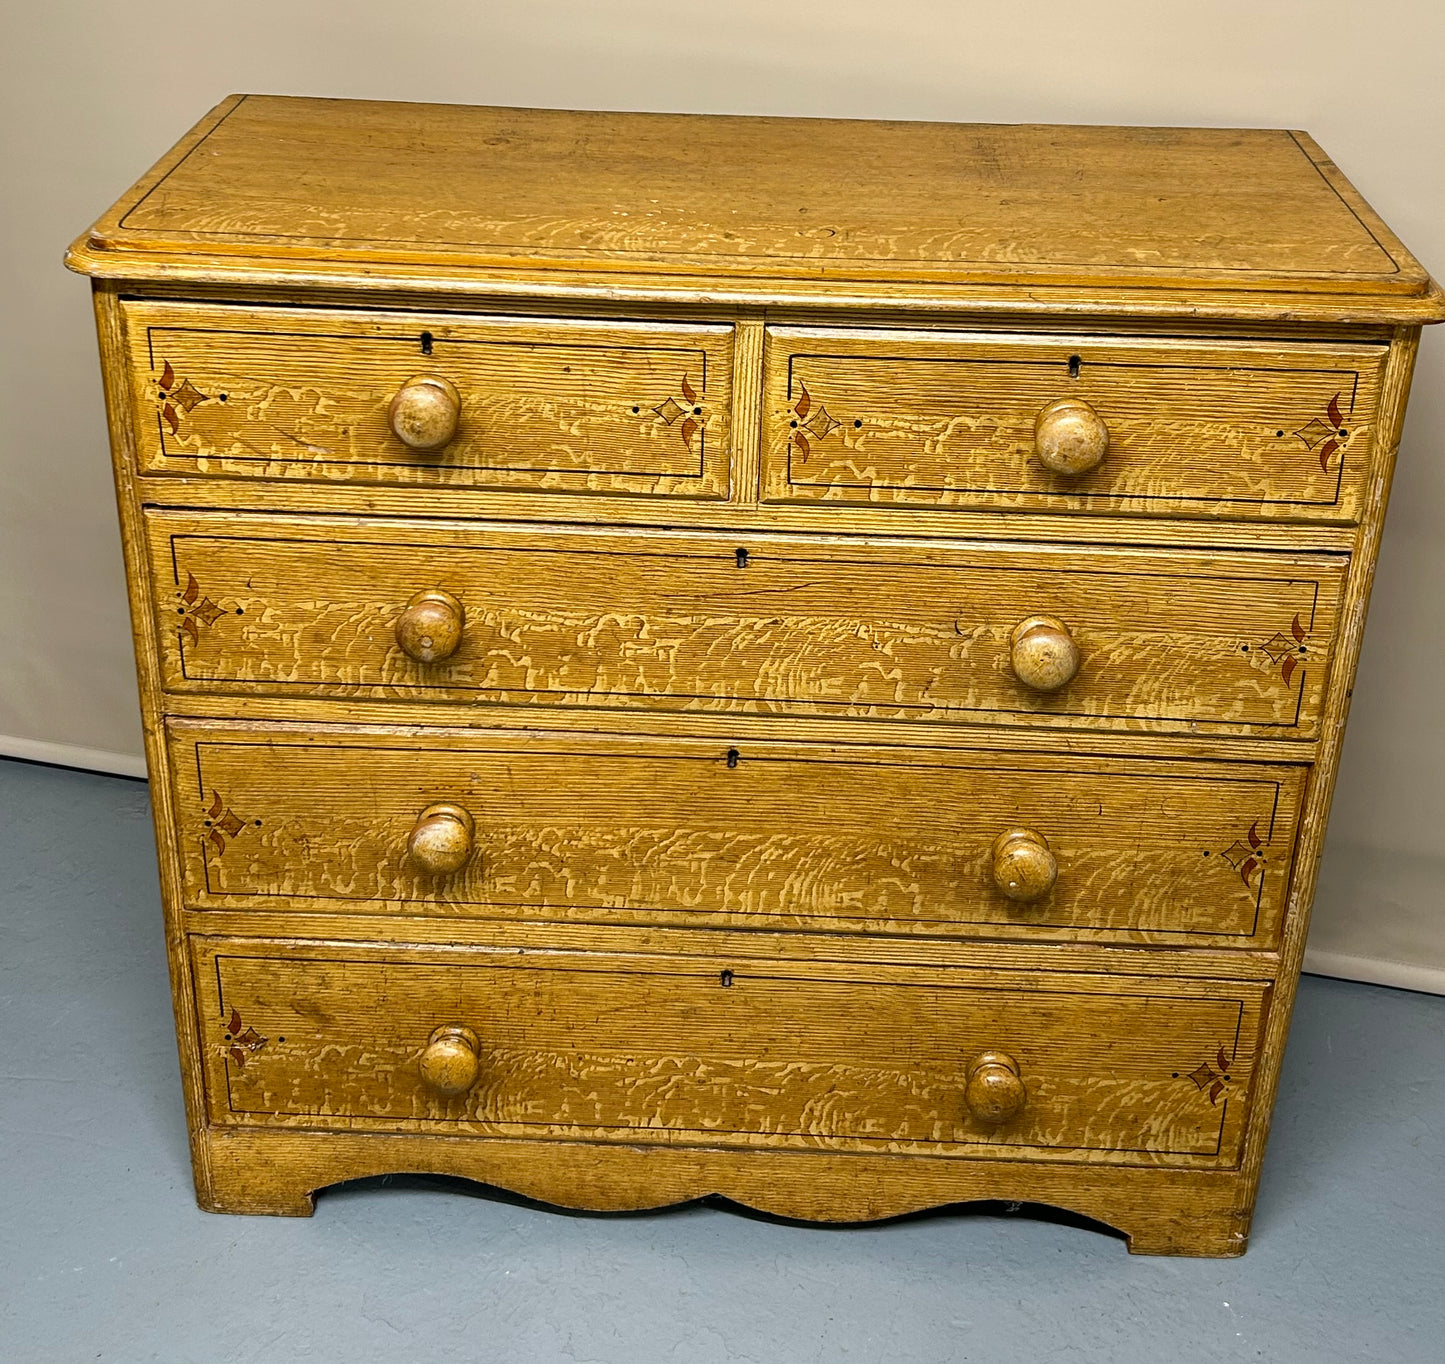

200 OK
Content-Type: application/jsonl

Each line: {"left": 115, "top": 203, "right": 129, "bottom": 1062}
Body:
{"left": 419, "top": 1023, "right": 481, "bottom": 1096}
{"left": 396, "top": 589, "right": 464, "bottom": 664}
{"left": 965, "top": 1051, "right": 1026, "bottom": 1124}
{"left": 1035, "top": 397, "right": 1108, "bottom": 475}
{"left": 991, "top": 828, "right": 1057, "bottom": 902}
{"left": 388, "top": 374, "right": 461, "bottom": 451}
{"left": 1010, "top": 614, "right": 1080, "bottom": 692}
{"left": 407, "top": 802, "right": 475, "bottom": 876}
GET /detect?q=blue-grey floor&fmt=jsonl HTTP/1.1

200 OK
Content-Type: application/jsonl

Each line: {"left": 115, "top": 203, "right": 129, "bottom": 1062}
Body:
{"left": 1, "top": 757, "right": 1441, "bottom": 1364}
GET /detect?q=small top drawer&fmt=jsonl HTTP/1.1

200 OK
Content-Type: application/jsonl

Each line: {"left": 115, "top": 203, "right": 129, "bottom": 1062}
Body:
{"left": 119, "top": 300, "right": 734, "bottom": 498}
{"left": 761, "top": 326, "right": 1386, "bottom": 522}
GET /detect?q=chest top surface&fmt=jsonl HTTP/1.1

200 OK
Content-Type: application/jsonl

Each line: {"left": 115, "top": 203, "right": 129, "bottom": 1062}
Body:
{"left": 68, "top": 95, "right": 1442, "bottom": 321}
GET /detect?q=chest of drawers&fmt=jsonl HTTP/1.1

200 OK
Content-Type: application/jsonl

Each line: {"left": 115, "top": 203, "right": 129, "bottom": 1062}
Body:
{"left": 68, "top": 96, "right": 1442, "bottom": 1255}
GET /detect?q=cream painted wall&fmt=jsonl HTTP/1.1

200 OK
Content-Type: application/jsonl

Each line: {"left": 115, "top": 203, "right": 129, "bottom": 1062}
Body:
{"left": 3, "top": 0, "right": 1442, "bottom": 985}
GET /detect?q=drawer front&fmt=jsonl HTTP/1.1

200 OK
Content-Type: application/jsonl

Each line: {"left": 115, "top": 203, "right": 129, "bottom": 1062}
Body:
{"left": 761, "top": 327, "right": 1386, "bottom": 521}
{"left": 148, "top": 510, "right": 1346, "bottom": 738}
{"left": 193, "top": 938, "right": 1266, "bottom": 1168}
{"left": 121, "top": 300, "right": 733, "bottom": 498}
{"left": 171, "top": 722, "right": 1305, "bottom": 948}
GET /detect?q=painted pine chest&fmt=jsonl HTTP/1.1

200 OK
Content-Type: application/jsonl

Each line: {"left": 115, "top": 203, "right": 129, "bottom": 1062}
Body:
{"left": 68, "top": 96, "right": 1443, "bottom": 1254}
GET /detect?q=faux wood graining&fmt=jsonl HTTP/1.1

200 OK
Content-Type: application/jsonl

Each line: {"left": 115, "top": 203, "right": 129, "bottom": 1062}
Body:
{"left": 192, "top": 937, "right": 1265, "bottom": 1169}
{"left": 76, "top": 97, "right": 1440, "bottom": 308}
{"left": 762, "top": 327, "right": 1385, "bottom": 521}
{"left": 145, "top": 509, "right": 1347, "bottom": 738}
{"left": 169, "top": 721, "right": 1304, "bottom": 947}
{"left": 193, "top": 1125, "right": 1261, "bottom": 1255}
{"left": 67, "top": 96, "right": 1444, "bottom": 1255}
{"left": 122, "top": 299, "right": 733, "bottom": 497}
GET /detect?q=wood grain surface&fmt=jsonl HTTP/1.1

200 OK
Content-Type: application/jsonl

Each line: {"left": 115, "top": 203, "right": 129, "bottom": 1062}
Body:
{"left": 168, "top": 720, "right": 1304, "bottom": 947}
{"left": 121, "top": 299, "right": 734, "bottom": 497}
{"left": 75, "top": 97, "right": 1439, "bottom": 308}
{"left": 763, "top": 327, "right": 1385, "bottom": 522}
{"left": 145, "top": 509, "right": 1347, "bottom": 738}
{"left": 192, "top": 937, "right": 1265, "bottom": 1170}
{"left": 194, "top": 1124, "right": 1259, "bottom": 1254}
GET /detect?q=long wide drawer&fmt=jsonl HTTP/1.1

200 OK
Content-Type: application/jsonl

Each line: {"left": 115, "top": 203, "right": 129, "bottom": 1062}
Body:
{"left": 762, "top": 326, "right": 1386, "bottom": 522}
{"left": 120, "top": 299, "right": 734, "bottom": 498}
{"left": 171, "top": 721, "right": 1305, "bottom": 948}
{"left": 193, "top": 937, "right": 1267, "bottom": 1169}
{"left": 147, "top": 510, "right": 1347, "bottom": 739}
